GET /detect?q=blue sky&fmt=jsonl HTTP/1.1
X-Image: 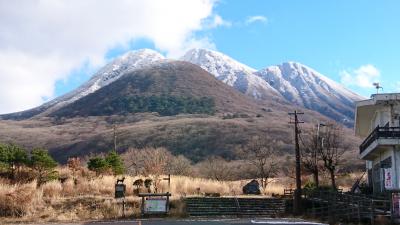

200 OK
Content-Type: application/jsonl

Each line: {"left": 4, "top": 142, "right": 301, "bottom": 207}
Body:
{"left": 56, "top": 0, "right": 400, "bottom": 99}
{"left": 1, "top": 0, "right": 399, "bottom": 113}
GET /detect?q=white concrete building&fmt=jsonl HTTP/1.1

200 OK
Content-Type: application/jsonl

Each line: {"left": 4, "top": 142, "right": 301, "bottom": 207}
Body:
{"left": 355, "top": 93, "right": 400, "bottom": 193}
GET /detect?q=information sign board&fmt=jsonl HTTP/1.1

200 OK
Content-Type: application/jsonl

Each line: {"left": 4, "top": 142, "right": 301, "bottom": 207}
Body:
{"left": 144, "top": 197, "right": 167, "bottom": 213}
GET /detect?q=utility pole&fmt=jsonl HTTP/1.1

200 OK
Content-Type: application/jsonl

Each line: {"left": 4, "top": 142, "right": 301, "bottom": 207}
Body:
{"left": 113, "top": 124, "right": 117, "bottom": 152}
{"left": 289, "top": 110, "right": 304, "bottom": 215}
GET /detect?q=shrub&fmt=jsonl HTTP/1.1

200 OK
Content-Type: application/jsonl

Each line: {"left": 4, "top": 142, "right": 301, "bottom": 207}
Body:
{"left": 133, "top": 179, "right": 144, "bottom": 189}
{"left": 87, "top": 157, "right": 109, "bottom": 175}
{"left": 0, "top": 182, "right": 38, "bottom": 217}
{"left": 106, "top": 95, "right": 216, "bottom": 116}
{"left": 41, "top": 180, "right": 63, "bottom": 198}
{"left": 144, "top": 179, "right": 153, "bottom": 192}
{"left": 30, "top": 148, "right": 58, "bottom": 186}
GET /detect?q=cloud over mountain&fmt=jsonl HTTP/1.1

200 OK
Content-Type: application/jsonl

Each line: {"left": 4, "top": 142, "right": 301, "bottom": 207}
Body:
{"left": 340, "top": 64, "right": 380, "bottom": 89}
{"left": 0, "top": 0, "right": 219, "bottom": 114}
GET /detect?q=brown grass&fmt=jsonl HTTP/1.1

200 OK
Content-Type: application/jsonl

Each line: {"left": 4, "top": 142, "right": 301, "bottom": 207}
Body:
{"left": 0, "top": 167, "right": 290, "bottom": 223}
{"left": 0, "top": 181, "right": 42, "bottom": 218}
{"left": 0, "top": 165, "right": 358, "bottom": 223}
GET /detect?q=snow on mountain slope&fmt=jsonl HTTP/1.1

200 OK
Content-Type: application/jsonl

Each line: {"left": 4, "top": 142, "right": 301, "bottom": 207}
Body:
{"left": 180, "top": 48, "right": 283, "bottom": 100}
{"left": 1, "top": 47, "right": 364, "bottom": 126}
{"left": 181, "top": 49, "right": 364, "bottom": 124}
{"left": 1, "top": 49, "right": 165, "bottom": 119}
{"left": 48, "top": 49, "right": 165, "bottom": 108}
{"left": 256, "top": 62, "right": 364, "bottom": 124}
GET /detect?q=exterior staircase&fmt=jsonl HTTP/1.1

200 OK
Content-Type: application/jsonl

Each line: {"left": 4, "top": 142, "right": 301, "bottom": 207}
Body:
{"left": 185, "top": 197, "right": 286, "bottom": 217}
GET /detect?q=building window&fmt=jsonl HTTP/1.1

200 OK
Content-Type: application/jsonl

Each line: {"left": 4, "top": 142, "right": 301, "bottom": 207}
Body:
{"left": 372, "top": 156, "right": 392, "bottom": 193}
{"left": 381, "top": 157, "right": 392, "bottom": 168}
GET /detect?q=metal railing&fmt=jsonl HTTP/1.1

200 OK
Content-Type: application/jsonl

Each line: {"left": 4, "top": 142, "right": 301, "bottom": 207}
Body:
{"left": 305, "top": 189, "right": 391, "bottom": 224}
{"left": 360, "top": 126, "right": 400, "bottom": 154}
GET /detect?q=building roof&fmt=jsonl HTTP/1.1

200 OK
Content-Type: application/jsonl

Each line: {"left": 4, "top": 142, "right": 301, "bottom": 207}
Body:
{"left": 355, "top": 93, "right": 400, "bottom": 137}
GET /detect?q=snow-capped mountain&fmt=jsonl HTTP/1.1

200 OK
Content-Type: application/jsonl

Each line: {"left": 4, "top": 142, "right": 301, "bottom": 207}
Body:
{"left": 2, "top": 49, "right": 165, "bottom": 119}
{"left": 255, "top": 62, "right": 364, "bottom": 124}
{"left": 47, "top": 49, "right": 165, "bottom": 109}
{"left": 180, "top": 49, "right": 364, "bottom": 125}
{"left": 181, "top": 49, "right": 283, "bottom": 100}
{"left": 1, "top": 48, "right": 364, "bottom": 125}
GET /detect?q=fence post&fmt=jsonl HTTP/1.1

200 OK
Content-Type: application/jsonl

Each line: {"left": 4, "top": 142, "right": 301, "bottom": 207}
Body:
{"left": 371, "top": 200, "right": 375, "bottom": 225}
{"left": 346, "top": 195, "right": 350, "bottom": 221}
{"left": 312, "top": 198, "right": 315, "bottom": 218}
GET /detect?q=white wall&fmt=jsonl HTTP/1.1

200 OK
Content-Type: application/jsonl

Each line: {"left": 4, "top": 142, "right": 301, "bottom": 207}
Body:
{"left": 371, "top": 108, "right": 390, "bottom": 129}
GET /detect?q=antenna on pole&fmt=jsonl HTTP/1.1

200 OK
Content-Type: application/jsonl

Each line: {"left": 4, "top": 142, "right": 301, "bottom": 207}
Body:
{"left": 373, "top": 82, "right": 383, "bottom": 94}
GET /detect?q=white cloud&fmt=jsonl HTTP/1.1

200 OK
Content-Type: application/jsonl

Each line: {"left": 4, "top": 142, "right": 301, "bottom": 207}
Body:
{"left": 245, "top": 15, "right": 268, "bottom": 25}
{"left": 339, "top": 64, "right": 380, "bottom": 88}
{"left": 0, "top": 0, "right": 220, "bottom": 114}
{"left": 395, "top": 82, "right": 400, "bottom": 92}
{"left": 207, "top": 15, "right": 232, "bottom": 28}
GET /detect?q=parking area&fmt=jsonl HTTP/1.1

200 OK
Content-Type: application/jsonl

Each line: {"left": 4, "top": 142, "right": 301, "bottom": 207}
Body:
{"left": 80, "top": 218, "right": 327, "bottom": 225}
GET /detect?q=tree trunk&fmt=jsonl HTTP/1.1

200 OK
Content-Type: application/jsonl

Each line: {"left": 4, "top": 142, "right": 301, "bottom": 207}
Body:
{"left": 329, "top": 169, "right": 336, "bottom": 189}
{"left": 313, "top": 168, "right": 319, "bottom": 188}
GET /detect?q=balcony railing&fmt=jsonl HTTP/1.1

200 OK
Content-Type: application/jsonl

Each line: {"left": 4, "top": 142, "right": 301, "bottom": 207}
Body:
{"left": 360, "top": 126, "right": 400, "bottom": 154}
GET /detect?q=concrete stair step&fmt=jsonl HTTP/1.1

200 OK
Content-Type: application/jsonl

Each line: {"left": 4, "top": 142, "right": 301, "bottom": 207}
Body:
{"left": 185, "top": 197, "right": 286, "bottom": 217}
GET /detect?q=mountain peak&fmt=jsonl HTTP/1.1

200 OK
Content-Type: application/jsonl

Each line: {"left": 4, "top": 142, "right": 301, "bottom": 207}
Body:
{"left": 182, "top": 48, "right": 256, "bottom": 73}
{"left": 120, "top": 48, "right": 164, "bottom": 60}
{"left": 180, "top": 48, "right": 283, "bottom": 100}
{"left": 256, "top": 62, "right": 364, "bottom": 125}
{"left": 277, "top": 61, "right": 363, "bottom": 100}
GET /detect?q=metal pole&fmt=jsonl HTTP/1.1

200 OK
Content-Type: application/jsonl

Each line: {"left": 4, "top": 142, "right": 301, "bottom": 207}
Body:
{"left": 122, "top": 198, "right": 126, "bottom": 218}
{"left": 168, "top": 174, "right": 171, "bottom": 192}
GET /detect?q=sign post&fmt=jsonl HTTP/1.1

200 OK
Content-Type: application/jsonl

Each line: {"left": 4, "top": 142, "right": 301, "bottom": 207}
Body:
{"left": 385, "top": 168, "right": 393, "bottom": 190}
{"left": 138, "top": 192, "right": 171, "bottom": 216}
{"left": 115, "top": 178, "right": 126, "bottom": 217}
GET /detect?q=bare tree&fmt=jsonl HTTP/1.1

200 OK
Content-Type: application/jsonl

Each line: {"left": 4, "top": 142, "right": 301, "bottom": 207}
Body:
{"left": 122, "top": 147, "right": 173, "bottom": 176}
{"left": 301, "top": 127, "right": 322, "bottom": 187}
{"left": 122, "top": 147, "right": 145, "bottom": 176}
{"left": 123, "top": 147, "right": 193, "bottom": 176}
{"left": 167, "top": 155, "right": 192, "bottom": 176}
{"left": 318, "top": 123, "right": 346, "bottom": 189}
{"left": 123, "top": 147, "right": 175, "bottom": 193}
{"left": 198, "top": 156, "right": 233, "bottom": 181}
{"left": 242, "top": 136, "right": 279, "bottom": 188}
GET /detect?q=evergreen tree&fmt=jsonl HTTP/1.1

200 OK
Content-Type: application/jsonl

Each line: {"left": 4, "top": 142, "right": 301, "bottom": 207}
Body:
{"left": 105, "top": 151, "right": 124, "bottom": 175}
{"left": 0, "top": 143, "right": 28, "bottom": 178}
{"left": 0, "top": 143, "right": 9, "bottom": 171}
{"left": 30, "top": 148, "right": 58, "bottom": 186}
{"left": 87, "top": 157, "right": 109, "bottom": 175}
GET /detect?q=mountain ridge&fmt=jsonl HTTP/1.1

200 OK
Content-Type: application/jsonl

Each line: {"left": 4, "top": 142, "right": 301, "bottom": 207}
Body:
{"left": 181, "top": 48, "right": 364, "bottom": 125}
{"left": 0, "top": 51, "right": 362, "bottom": 163}
{"left": 1, "top": 48, "right": 364, "bottom": 125}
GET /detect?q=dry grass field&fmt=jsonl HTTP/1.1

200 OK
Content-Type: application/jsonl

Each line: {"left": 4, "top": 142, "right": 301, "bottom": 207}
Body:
{"left": 0, "top": 176, "right": 282, "bottom": 223}
{"left": 0, "top": 164, "right": 360, "bottom": 223}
